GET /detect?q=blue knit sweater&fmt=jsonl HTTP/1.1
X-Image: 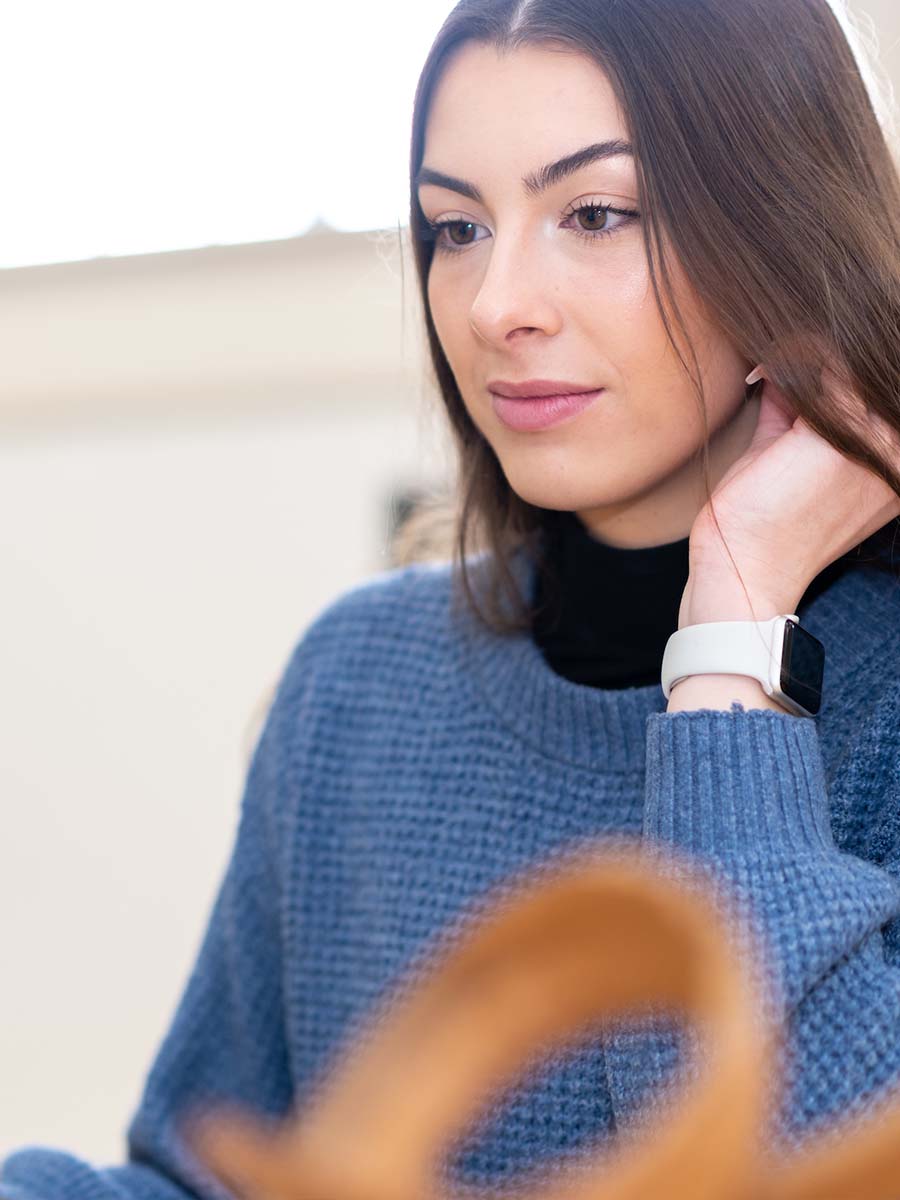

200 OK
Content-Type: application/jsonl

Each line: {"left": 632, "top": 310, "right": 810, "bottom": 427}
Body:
{"left": 5, "top": 547, "right": 900, "bottom": 1200}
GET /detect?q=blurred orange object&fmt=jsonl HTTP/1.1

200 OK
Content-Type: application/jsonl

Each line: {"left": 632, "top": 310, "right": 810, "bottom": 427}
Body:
{"left": 180, "top": 840, "right": 900, "bottom": 1200}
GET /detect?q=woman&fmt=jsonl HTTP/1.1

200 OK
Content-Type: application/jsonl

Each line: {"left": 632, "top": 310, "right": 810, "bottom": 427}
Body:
{"left": 5, "top": 0, "right": 900, "bottom": 1196}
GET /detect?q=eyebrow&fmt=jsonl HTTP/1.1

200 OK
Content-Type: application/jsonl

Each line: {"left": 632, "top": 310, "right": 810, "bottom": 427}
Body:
{"left": 415, "top": 138, "right": 634, "bottom": 203}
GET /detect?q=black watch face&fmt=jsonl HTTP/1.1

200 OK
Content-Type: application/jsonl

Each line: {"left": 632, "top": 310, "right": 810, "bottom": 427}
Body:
{"left": 780, "top": 620, "right": 825, "bottom": 715}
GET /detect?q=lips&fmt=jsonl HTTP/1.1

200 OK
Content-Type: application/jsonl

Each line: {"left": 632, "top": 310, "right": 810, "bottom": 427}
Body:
{"left": 490, "top": 388, "right": 603, "bottom": 432}
{"left": 488, "top": 379, "right": 602, "bottom": 399}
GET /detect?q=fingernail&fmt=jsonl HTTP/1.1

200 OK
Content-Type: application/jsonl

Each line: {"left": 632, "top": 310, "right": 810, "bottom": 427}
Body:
{"left": 745, "top": 365, "right": 764, "bottom": 386}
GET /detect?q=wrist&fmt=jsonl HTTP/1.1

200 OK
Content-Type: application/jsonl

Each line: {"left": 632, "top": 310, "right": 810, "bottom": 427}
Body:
{"left": 669, "top": 578, "right": 806, "bottom": 715}
{"left": 666, "top": 673, "right": 790, "bottom": 714}
{"left": 679, "top": 575, "right": 793, "bottom": 630}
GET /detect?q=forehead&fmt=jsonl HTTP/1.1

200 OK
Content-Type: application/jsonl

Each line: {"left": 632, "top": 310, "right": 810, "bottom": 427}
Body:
{"left": 423, "top": 41, "right": 629, "bottom": 164}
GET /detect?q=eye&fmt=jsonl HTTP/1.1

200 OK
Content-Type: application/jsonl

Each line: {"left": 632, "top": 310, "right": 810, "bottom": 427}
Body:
{"left": 562, "top": 199, "right": 640, "bottom": 246}
{"left": 421, "top": 216, "right": 487, "bottom": 254}
{"left": 420, "top": 198, "right": 640, "bottom": 256}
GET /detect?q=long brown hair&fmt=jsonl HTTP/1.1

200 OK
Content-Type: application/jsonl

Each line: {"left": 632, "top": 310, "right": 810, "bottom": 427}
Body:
{"left": 403, "top": 0, "right": 900, "bottom": 634}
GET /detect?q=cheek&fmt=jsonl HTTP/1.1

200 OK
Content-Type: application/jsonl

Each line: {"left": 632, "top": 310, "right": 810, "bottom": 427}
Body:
{"left": 428, "top": 272, "right": 472, "bottom": 365}
{"left": 570, "top": 246, "right": 653, "bottom": 312}
{"left": 564, "top": 247, "right": 658, "bottom": 334}
{"left": 583, "top": 260, "right": 702, "bottom": 400}
{"left": 427, "top": 272, "right": 448, "bottom": 343}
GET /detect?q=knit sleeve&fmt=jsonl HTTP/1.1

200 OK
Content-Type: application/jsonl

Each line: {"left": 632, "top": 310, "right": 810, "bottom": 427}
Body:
{"left": 602, "top": 683, "right": 900, "bottom": 1156}
{"left": 0, "top": 638, "right": 308, "bottom": 1200}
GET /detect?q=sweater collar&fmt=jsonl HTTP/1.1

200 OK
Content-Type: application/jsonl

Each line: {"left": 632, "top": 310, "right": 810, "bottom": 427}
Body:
{"left": 453, "top": 543, "right": 669, "bottom": 773}
{"left": 452, "top": 537, "right": 900, "bottom": 772}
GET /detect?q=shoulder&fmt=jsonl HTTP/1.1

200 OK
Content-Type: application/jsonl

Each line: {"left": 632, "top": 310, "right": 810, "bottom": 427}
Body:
{"left": 271, "top": 558, "right": 461, "bottom": 717}
{"left": 240, "top": 559, "right": 465, "bottom": 813}
{"left": 298, "top": 558, "right": 457, "bottom": 660}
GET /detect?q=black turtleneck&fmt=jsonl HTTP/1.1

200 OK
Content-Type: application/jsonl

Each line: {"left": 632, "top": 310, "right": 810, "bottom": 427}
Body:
{"left": 531, "top": 509, "right": 857, "bottom": 690}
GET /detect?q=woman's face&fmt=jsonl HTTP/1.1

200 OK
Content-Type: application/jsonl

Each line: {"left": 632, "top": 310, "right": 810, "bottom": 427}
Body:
{"left": 419, "top": 40, "right": 758, "bottom": 548}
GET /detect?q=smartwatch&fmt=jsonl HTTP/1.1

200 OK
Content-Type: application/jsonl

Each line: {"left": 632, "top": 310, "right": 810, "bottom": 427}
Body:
{"left": 661, "top": 614, "right": 825, "bottom": 718}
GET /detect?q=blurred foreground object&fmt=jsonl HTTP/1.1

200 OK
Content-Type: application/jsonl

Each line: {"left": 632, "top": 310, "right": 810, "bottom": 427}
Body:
{"left": 181, "top": 841, "right": 900, "bottom": 1200}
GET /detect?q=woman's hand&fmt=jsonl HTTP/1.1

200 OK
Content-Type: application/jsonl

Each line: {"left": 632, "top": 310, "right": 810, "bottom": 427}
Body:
{"left": 680, "top": 365, "right": 900, "bottom": 629}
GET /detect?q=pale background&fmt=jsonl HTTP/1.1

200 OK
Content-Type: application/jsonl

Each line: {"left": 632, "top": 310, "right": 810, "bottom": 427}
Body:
{"left": 1, "top": 0, "right": 898, "bottom": 1167}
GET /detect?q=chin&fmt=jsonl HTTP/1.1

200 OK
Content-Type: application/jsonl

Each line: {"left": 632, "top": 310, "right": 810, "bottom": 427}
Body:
{"left": 495, "top": 451, "right": 626, "bottom": 516}
{"left": 474, "top": 416, "right": 606, "bottom": 503}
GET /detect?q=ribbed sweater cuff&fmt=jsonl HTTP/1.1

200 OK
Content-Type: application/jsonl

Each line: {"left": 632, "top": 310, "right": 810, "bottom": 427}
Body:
{"left": 643, "top": 707, "right": 837, "bottom": 860}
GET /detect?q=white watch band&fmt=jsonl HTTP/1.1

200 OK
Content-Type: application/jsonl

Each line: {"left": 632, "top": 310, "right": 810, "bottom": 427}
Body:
{"left": 661, "top": 613, "right": 799, "bottom": 702}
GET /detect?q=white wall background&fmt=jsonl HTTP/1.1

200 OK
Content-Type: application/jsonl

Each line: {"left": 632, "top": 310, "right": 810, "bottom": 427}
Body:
{"left": 0, "top": 226, "right": 454, "bottom": 1162}
{"left": 0, "top": 0, "right": 459, "bottom": 268}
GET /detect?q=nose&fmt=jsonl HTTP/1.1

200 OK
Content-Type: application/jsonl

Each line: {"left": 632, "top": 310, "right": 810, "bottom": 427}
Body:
{"left": 467, "top": 231, "right": 562, "bottom": 346}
